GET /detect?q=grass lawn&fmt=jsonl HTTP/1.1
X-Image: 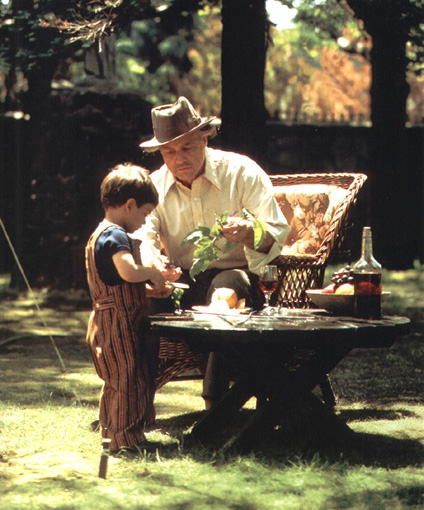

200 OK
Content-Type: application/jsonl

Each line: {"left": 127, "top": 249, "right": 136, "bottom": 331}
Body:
{"left": 0, "top": 267, "right": 423, "bottom": 510}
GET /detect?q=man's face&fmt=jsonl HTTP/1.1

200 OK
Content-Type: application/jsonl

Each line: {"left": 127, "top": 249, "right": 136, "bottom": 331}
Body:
{"left": 159, "top": 131, "right": 208, "bottom": 188}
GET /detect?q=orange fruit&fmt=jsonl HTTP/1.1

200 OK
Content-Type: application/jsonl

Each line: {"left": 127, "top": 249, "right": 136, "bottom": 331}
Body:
{"left": 210, "top": 287, "right": 239, "bottom": 309}
{"left": 335, "top": 283, "right": 354, "bottom": 295}
{"left": 236, "top": 298, "right": 246, "bottom": 309}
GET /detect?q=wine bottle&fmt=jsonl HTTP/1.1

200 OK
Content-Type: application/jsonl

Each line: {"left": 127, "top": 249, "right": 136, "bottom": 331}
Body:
{"left": 352, "top": 227, "right": 382, "bottom": 319}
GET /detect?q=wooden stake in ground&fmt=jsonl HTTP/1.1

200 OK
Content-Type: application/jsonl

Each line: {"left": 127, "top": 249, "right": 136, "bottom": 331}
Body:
{"left": 98, "top": 438, "right": 112, "bottom": 479}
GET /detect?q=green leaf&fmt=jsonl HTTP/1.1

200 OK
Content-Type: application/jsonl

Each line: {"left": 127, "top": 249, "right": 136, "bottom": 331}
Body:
{"left": 181, "top": 227, "right": 211, "bottom": 245}
{"left": 242, "top": 208, "right": 255, "bottom": 221}
{"left": 216, "top": 211, "right": 229, "bottom": 225}
{"left": 170, "top": 287, "right": 184, "bottom": 309}
{"left": 193, "top": 236, "right": 213, "bottom": 250}
{"left": 210, "top": 223, "right": 223, "bottom": 237}
{"left": 221, "top": 239, "right": 236, "bottom": 253}
{"left": 181, "top": 209, "right": 267, "bottom": 277}
{"left": 189, "top": 258, "right": 212, "bottom": 280}
{"left": 193, "top": 245, "right": 209, "bottom": 258}
{"left": 253, "top": 219, "right": 268, "bottom": 250}
{"left": 242, "top": 209, "right": 268, "bottom": 249}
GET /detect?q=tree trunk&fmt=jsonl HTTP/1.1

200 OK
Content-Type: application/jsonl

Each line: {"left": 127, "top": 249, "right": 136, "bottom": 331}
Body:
{"left": 368, "top": 19, "right": 417, "bottom": 269}
{"left": 345, "top": 0, "right": 418, "bottom": 268}
{"left": 220, "top": 0, "right": 268, "bottom": 164}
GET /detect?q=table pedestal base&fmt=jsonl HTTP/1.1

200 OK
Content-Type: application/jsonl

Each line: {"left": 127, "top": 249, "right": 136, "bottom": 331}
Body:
{"left": 186, "top": 382, "right": 352, "bottom": 455}
{"left": 185, "top": 341, "right": 354, "bottom": 455}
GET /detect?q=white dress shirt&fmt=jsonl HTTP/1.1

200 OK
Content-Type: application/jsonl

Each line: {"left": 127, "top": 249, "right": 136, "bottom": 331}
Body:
{"left": 138, "top": 148, "right": 290, "bottom": 274}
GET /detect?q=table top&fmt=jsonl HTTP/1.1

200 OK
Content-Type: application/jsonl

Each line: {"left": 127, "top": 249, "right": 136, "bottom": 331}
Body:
{"left": 144, "top": 310, "right": 410, "bottom": 350}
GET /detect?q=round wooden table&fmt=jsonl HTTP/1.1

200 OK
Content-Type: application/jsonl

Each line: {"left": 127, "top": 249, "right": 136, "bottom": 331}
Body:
{"left": 144, "top": 311, "right": 411, "bottom": 454}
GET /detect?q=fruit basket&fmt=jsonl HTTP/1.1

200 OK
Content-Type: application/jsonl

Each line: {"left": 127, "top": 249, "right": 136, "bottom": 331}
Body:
{"left": 306, "top": 289, "right": 391, "bottom": 315}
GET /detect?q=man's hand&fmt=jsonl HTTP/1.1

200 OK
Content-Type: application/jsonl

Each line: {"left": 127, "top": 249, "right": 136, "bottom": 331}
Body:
{"left": 222, "top": 217, "right": 274, "bottom": 253}
{"left": 221, "top": 218, "right": 254, "bottom": 246}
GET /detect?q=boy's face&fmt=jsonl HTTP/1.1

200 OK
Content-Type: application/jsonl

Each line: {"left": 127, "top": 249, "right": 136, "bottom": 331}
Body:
{"left": 126, "top": 202, "right": 156, "bottom": 233}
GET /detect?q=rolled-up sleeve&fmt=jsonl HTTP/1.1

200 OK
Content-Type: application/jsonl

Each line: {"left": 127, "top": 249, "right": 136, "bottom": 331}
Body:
{"left": 237, "top": 164, "right": 290, "bottom": 273}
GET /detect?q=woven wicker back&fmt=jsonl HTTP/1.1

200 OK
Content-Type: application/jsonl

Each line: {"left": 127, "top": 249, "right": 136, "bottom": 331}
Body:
{"left": 270, "top": 173, "right": 367, "bottom": 308}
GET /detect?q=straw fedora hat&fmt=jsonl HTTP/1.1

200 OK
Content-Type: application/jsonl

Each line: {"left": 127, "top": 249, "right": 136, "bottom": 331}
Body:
{"left": 139, "top": 96, "right": 216, "bottom": 150}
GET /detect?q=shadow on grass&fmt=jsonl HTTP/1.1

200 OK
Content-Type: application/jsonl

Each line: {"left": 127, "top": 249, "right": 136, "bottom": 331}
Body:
{"left": 0, "top": 335, "right": 100, "bottom": 407}
{"left": 152, "top": 409, "right": 424, "bottom": 469}
{"left": 339, "top": 408, "right": 419, "bottom": 421}
{"left": 152, "top": 411, "right": 205, "bottom": 433}
{"left": 330, "top": 485, "right": 424, "bottom": 508}
{"left": 339, "top": 431, "right": 424, "bottom": 468}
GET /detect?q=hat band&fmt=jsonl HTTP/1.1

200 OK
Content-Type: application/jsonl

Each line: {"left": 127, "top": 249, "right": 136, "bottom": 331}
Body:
{"left": 154, "top": 115, "right": 201, "bottom": 144}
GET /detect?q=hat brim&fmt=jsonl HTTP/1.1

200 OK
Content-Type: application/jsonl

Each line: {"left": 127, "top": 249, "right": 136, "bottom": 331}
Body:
{"left": 139, "top": 116, "right": 216, "bottom": 151}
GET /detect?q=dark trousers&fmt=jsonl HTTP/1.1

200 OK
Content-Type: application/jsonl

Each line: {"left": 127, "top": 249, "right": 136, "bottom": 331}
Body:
{"left": 154, "top": 267, "right": 264, "bottom": 400}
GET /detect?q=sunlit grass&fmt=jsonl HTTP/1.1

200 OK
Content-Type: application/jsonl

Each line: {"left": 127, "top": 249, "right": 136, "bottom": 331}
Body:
{"left": 0, "top": 271, "right": 423, "bottom": 509}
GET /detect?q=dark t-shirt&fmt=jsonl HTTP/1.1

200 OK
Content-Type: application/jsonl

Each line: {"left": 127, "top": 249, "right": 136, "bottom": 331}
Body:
{"left": 95, "top": 226, "right": 132, "bottom": 286}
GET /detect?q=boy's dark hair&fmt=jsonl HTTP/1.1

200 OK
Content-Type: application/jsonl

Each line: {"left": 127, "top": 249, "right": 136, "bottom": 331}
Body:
{"left": 101, "top": 163, "right": 159, "bottom": 209}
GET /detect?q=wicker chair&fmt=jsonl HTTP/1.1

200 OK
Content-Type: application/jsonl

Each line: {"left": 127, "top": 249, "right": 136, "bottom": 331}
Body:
{"left": 269, "top": 172, "right": 367, "bottom": 308}
{"left": 154, "top": 172, "right": 367, "bottom": 391}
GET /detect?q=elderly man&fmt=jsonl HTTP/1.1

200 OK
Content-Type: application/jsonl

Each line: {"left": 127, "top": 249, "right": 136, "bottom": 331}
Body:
{"left": 138, "top": 96, "right": 290, "bottom": 409}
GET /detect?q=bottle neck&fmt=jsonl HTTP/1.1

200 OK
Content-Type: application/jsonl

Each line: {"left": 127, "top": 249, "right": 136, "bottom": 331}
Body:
{"left": 361, "top": 228, "right": 374, "bottom": 261}
{"left": 354, "top": 227, "right": 382, "bottom": 272}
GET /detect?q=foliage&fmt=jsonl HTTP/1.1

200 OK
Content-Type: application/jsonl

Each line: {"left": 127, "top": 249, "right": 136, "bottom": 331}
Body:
{"left": 2, "top": 0, "right": 424, "bottom": 123}
{"left": 341, "top": 0, "right": 424, "bottom": 74}
{"left": 280, "top": 0, "right": 424, "bottom": 73}
{"left": 115, "top": 3, "right": 221, "bottom": 114}
{"left": 0, "top": 0, "right": 91, "bottom": 110}
{"left": 271, "top": 0, "right": 424, "bottom": 122}
{"left": 0, "top": 0, "right": 207, "bottom": 110}
{"left": 181, "top": 209, "right": 268, "bottom": 280}
{"left": 170, "top": 286, "right": 184, "bottom": 310}
{"left": 265, "top": 24, "right": 370, "bottom": 120}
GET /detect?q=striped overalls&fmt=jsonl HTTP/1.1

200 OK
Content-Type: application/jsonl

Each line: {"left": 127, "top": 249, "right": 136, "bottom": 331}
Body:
{"left": 85, "top": 221, "right": 155, "bottom": 451}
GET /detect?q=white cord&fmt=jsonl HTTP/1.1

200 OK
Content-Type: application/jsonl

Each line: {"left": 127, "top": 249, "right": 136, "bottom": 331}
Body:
{"left": 0, "top": 217, "right": 66, "bottom": 371}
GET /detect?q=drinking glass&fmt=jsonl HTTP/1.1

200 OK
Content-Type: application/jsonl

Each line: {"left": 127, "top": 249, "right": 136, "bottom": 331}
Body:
{"left": 258, "top": 265, "right": 279, "bottom": 315}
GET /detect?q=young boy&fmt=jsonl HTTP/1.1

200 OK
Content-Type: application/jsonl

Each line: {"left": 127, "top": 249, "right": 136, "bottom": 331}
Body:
{"left": 85, "top": 163, "right": 172, "bottom": 454}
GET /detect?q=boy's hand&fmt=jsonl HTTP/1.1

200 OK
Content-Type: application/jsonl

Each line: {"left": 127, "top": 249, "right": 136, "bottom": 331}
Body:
{"left": 145, "top": 267, "right": 166, "bottom": 290}
{"left": 146, "top": 283, "right": 174, "bottom": 298}
{"left": 153, "top": 255, "right": 182, "bottom": 282}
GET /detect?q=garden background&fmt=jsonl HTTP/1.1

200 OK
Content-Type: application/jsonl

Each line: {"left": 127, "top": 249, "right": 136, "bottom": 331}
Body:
{"left": 0, "top": 1, "right": 423, "bottom": 508}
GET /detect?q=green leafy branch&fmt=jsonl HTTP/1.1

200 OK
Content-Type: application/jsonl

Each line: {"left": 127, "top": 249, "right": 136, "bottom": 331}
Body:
{"left": 181, "top": 209, "right": 268, "bottom": 280}
{"left": 170, "top": 287, "right": 184, "bottom": 310}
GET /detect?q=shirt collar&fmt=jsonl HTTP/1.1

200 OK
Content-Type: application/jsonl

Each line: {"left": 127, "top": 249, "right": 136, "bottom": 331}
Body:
{"left": 203, "top": 148, "right": 221, "bottom": 190}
